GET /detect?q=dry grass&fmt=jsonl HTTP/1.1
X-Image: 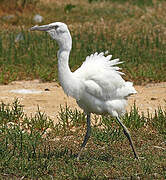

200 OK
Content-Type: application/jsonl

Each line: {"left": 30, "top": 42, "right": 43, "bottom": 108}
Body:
{"left": 1, "top": 0, "right": 166, "bottom": 40}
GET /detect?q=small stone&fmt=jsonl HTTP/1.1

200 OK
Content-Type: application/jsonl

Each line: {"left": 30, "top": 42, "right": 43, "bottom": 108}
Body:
{"left": 33, "top": 14, "right": 43, "bottom": 23}
{"left": 45, "top": 88, "right": 50, "bottom": 91}
{"left": 151, "top": 97, "right": 157, "bottom": 100}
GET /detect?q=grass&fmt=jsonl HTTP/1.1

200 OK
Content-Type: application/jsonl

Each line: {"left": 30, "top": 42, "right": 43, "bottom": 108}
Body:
{"left": 88, "top": 0, "right": 165, "bottom": 7}
{"left": 0, "top": 27, "right": 165, "bottom": 84}
{"left": 0, "top": 0, "right": 165, "bottom": 84}
{"left": 0, "top": 100, "right": 165, "bottom": 179}
{"left": 0, "top": 0, "right": 166, "bottom": 179}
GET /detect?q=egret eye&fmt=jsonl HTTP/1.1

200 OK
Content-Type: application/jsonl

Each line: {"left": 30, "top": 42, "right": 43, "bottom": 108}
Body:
{"left": 54, "top": 25, "right": 59, "bottom": 30}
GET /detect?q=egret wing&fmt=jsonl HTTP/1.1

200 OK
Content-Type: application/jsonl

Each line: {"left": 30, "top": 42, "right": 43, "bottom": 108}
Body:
{"left": 73, "top": 52, "right": 136, "bottom": 101}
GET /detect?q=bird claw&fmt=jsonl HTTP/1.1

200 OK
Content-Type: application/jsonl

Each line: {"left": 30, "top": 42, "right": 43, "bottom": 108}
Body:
{"left": 134, "top": 156, "right": 145, "bottom": 162}
{"left": 138, "top": 156, "right": 145, "bottom": 160}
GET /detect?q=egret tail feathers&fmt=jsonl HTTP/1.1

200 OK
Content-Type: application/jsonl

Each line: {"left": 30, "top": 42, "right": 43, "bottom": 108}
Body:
{"left": 117, "top": 82, "right": 137, "bottom": 98}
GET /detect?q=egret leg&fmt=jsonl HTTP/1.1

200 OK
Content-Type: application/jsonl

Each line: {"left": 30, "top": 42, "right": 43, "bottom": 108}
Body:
{"left": 116, "top": 116, "right": 139, "bottom": 159}
{"left": 77, "top": 114, "right": 91, "bottom": 161}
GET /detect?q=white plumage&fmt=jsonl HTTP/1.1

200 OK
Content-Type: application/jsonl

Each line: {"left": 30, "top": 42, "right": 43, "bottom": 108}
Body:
{"left": 30, "top": 22, "right": 139, "bottom": 160}
{"left": 73, "top": 52, "right": 137, "bottom": 115}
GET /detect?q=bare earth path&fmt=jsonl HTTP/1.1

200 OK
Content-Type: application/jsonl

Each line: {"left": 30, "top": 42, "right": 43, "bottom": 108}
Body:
{"left": 0, "top": 80, "right": 166, "bottom": 123}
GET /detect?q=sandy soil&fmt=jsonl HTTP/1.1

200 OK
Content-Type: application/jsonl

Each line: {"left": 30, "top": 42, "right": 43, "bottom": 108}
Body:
{"left": 0, "top": 80, "right": 166, "bottom": 123}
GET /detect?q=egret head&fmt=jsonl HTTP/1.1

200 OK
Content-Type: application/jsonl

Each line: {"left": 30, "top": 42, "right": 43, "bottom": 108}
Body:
{"left": 31, "top": 22, "right": 72, "bottom": 51}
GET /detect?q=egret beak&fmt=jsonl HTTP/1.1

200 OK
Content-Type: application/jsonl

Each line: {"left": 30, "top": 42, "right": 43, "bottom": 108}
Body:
{"left": 30, "top": 24, "right": 50, "bottom": 31}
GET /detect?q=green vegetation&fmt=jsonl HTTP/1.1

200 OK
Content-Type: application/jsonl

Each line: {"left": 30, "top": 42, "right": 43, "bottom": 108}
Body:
{"left": 0, "top": 0, "right": 166, "bottom": 179}
{"left": 88, "top": 0, "right": 165, "bottom": 6}
{"left": 0, "top": 0, "right": 165, "bottom": 84}
{"left": 0, "top": 100, "right": 165, "bottom": 179}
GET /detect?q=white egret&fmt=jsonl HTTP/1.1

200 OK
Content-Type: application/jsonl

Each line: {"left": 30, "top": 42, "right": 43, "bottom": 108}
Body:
{"left": 30, "top": 22, "right": 138, "bottom": 160}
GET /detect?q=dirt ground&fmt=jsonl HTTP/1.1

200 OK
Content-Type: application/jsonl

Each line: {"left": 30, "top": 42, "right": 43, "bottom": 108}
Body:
{"left": 0, "top": 80, "right": 166, "bottom": 123}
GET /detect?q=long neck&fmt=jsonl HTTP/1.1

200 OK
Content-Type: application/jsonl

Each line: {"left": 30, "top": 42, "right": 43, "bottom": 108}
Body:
{"left": 58, "top": 49, "right": 72, "bottom": 83}
{"left": 57, "top": 49, "right": 79, "bottom": 99}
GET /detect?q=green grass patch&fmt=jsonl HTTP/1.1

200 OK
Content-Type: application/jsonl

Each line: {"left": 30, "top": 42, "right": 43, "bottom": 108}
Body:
{"left": 0, "top": 0, "right": 166, "bottom": 84}
{"left": 0, "top": 100, "right": 165, "bottom": 179}
{"left": 88, "top": 0, "right": 165, "bottom": 7}
{"left": 0, "top": 26, "right": 165, "bottom": 84}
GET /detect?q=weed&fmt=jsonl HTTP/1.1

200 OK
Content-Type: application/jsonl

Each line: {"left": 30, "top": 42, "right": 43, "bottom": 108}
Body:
{"left": 64, "top": 4, "right": 76, "bottom": 13}
{"left": 0, "top": 101, "right": 165, "bottom": 178}
{"left": 92, "top": 115, "right": 123, "bottom": 145}
{"left": 123, "top": 103, "right": 146, "bottom": 129}
{"left": 57, "top": 104, "right": 86, "bottom": 135}
{"left": 152, "top": 107, "right": 166, "bottom": 135}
